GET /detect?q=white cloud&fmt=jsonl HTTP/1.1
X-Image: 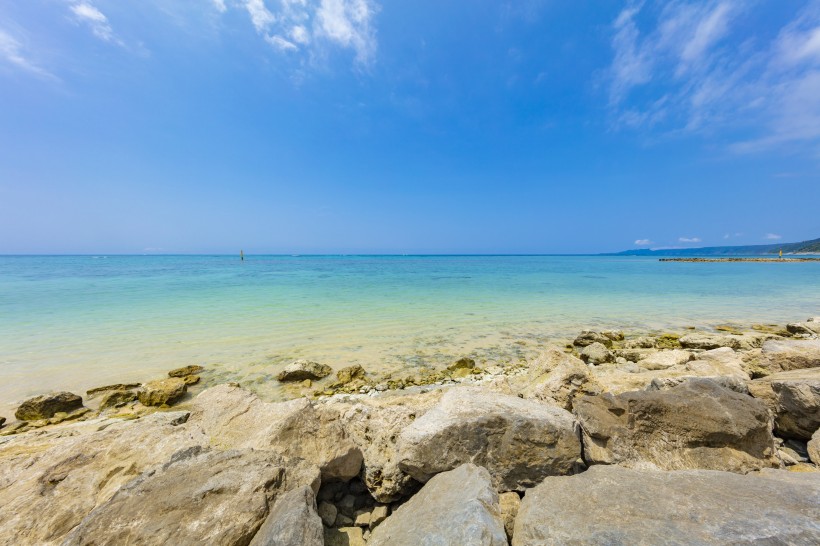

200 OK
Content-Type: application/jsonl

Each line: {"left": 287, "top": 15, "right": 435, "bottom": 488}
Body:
{"left": 634, "top": 239, "right": 653, "bottom": 245}
{"left": 233, "top": 0, "right": 378, "bottom": 66}
{"left": 212, "top": 0, "right": 228, "bottom": 14}
{"left": 764, "top": 233, "right": 782, "bottom": 240}
{"left": 71, "top": 2, "right": 120, "bottom": 44}
{"left": 607, "top": 1, "right": 820, "bottom": 153}
{"left": 678, "top": 237, "right": 702, "bottom": 243}
{"left": 0, "top": 29, "right": 57, "bottom": 80}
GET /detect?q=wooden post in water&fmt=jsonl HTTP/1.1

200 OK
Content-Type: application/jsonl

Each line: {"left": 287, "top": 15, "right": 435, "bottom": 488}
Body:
{"left": 240, "top": 249, "right": 244, "bottom": 261}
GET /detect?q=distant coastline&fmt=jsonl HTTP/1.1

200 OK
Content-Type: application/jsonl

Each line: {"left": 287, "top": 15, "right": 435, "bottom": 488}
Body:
{"left": 610, "top": 236, "right": 820, "bottom": 257}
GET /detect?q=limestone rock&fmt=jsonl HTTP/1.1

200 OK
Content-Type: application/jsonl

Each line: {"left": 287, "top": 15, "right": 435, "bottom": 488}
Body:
{"left": 679, "top": 332, "right": 743, "bottom": 350}
{"left": 98, "top": 389, "right": 138, "bottom": 410}
{"left": 573, "top": 330, "right": 612, "bottom": 348}
{"left": 748, "top": 367, "right": 820, "bottom": 440}
{"left": 513, "top": 465, "right": 820, "bottom": 545}
{"left": 137, "top": 377, "right": 186, "bottom": 406}
{"left": 623, "top": 336, "right": 655, "bottom": 349}
{"left": 448, "top": 357, "right": 476, "bottom": 370}
{"left": 788, "top": 322, "right": 817, "bottom": 336}
{"left": 336, "top": 364, "right": 366, "bottom": 384}
{"left": 397, "top": 387, "right": 580, "bottom": 491}
{"left": 182, "top": 374, "right": 200, "bottom": 385}
{"left": 277, "top": 360, "right": 332, "bottom": 382}
{"left": 808, "top": 429, "right": 820, "bottom": 464}
{"left": 368, "top": 464, "right": 507, "bottom": 546}
{"left": 601, "top": 330, "right": 624, "bottom": 341}
{"left": 760, "top": 339, "right": 820, "bottom": 373}
{"left": 190, "top": 385, "right": 362, "bottom": 481}
{"left": 168, "top": 365, "right": 204, "bottom": 378}
{"left": 499, "top": 491, "right": 521, "bottom": 543}
{"left": 86, "top": 383, "right": 141, "bottom": 397}
{"left": 518, "top": 349, "right": 603, "bottom": 411}
{"left": 580, "top": 342, "right": 612, "bottom": 364}
{"left": 369, "top": 505, "right": 389, "bottom": 529}
{"left": 318, "top": 501, "right": 337, "bottom": 527}
{"left": 574, "top": 378, "right": 778, "bottom": 472}
{"left": 639, "top": 349, "right": 691, "bottom": 370}
{"left": 64, "top": 447, "right": 320, "bottom": 546}
{"left": 249, "top": 485, "right": 324, "bottom": 546}
{"left": 325, "top": 527, "right": 365, "bottom": 546}
{"left": 15, "top": 392, "right": 83, "bottom": 421}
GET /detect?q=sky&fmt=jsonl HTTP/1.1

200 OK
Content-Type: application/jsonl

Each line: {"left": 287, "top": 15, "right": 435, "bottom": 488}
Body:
{"left": 1, "top": 0, "right": 819, "bottom": 254}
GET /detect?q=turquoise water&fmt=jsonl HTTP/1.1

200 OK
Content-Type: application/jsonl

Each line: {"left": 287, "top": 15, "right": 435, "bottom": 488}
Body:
{"left": 1, "top": 255, "right": 819, "bottom": 411}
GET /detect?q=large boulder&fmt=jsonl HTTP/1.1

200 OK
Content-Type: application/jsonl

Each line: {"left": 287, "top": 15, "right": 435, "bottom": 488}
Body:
{"left": 748, "top": 367, "right": 820, "bottom": 440}
{"left": 0, "top": 411, "right": 207, "bottom": 544}
{"left": 63, "top": 447, "right": 320, "bottom": 546}
{"left": 249, "top": 485, "right": 324, "bottom": 546}
{"left": 759, "top": 339, "right": 820, "bottom": 374}
{"left": 513, "top": 465, "right": 820, "bottom": 545}
{"left": 397, "top": 387, "right": 580, "bottom": 491}
{"left": 574, "top": 379, "right": 778, "bottom": 472}
{"left": 329, "top": 390, "right": 444, "bottom": 503}
{"left": 189, "top": 384, "right": 362, "bottom": 481}
{"left": 15, "top": 392, "right": 83, "bottom": 421}
{"left": 368, "top": 464, "right": 507, "bottom": 546}
{"left": 504, "top": 348, "right": 602, "bottom": 411}
{"left": 137, "top": 378, "right": 187, "bottom": 406}
{"left": 277, "top": 360, "right": 332, "bottom": 382}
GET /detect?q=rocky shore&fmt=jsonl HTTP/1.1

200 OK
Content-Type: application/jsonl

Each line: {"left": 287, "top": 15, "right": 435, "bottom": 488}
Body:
{"left": 2, "top": 317, "right": 820, "bottom": 544}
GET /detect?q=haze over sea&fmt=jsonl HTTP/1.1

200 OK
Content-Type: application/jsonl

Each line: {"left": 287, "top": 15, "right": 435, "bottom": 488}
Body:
{"left": 2, "top": 254, "right": 819, "bottom": 412}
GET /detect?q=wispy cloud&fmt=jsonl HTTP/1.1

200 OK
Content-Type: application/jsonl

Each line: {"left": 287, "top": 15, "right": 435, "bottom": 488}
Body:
{"left": 634, "top": 238, "right": 652, "bottom": 245}
{"left": 678, "top": 237, "right": 702, "bottom": 243}
{"left": 607, "top": 1, "right": 820, "bottom": 153}
{"left": 235, "top": 0, "right": 378, "bottom": 66}
{"left": 764, "top": 233, "right": 782, "bottom": 240}
{"left": 0, "top": 28, "right": 57, "bottom": 80}
{"left": 70, "top": 2, "right": 122, "bottom": 45}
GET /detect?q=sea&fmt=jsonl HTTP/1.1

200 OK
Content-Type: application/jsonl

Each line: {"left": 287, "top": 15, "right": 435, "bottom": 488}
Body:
{"left": 2, "top": 254, "right": 819, "bottom": 412}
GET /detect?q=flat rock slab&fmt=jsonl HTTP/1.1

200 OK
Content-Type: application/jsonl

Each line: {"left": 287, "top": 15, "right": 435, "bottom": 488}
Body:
{"left": 513, "top": 465, "right": 820, "bottom": 545}
{"left": 137, "top": 377, "right": 187, "bottom": 406}
{"left": 63, "top": 447, "right": 320, "bottom": 546}
{"left": 397, "top": 387, "right": 580, "bottom": 491}
{"left": 369, "top": 464, "right": 507, "bottom": 546}
{"left": 574, "top": 378, "right": 778, "bottom": 472}
{"left": 760, "top": 339, "right": 820, "bottom": 373}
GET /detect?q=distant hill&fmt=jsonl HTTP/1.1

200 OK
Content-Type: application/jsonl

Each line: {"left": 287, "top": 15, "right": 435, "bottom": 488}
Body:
{"left": 611, "top": 237, "right": 820, "bottom": 256}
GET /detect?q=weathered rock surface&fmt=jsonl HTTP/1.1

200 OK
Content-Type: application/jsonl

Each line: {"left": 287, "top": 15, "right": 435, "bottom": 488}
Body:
{"left": 639, "top": 349, "right": 691, "bottom": 370}
{"left": 574, "top": 379, "right": 778, "bottom": 472}
{"left": 759, "top": 339, "right": 820, "bottom": 373}
{"left": 86, "top": 383, "right": 141, "bottom": 397}
{"left": 325, "top": 527, "right": 365, "bottom": 546}
{"left": 277, "top": 359, "right": 332, "bottom": 382}
{"left": 397, "top": 387, "right": 580, "bottom": 491}
{"left": 679, "top": 332, "right": 743, "bottom": 350}
{"left": 574, "top": 330, "right": 612, "bottom": 348}
{"left": 808, "top": 429, "right": 820, "bottom": 464}
{"left": 580, "top": 342, "right": 612, "bottom": 364}
{"left": 749, "top": 367, "right": 820, "bottom": 440}
{"left": 168, "top": 365, "right": 204, "bottom": 378}
{"left": 513, "top": 465, "right": 820, "bottom": 545}
{"left": 189, "top": 384, "right": 362, "bottom": 481}
{"left": 368, "top": 464, "right": 507, "bottom": 546}
{"left": 64, "top": 447, "right": 320, "bottom": 546}
{"left": 15, "top": 392, "right": 83, "bottom": 421}
{"left": 499, "top": 491, "right": 521, "bottom": 543}
{"left": 336, "top": 364, "right": 366, "bottom": 384}
{"left": 98, "top": 389, "right": 138, "bottom": 410}
{"left": 137, "top": 377, "right": 187, "bottom": 406}
{"left": 329, "top": 389, "right": 444, "bottom": 502}
{"left": 249, "top": 485, "right": 324, "bottom": 546}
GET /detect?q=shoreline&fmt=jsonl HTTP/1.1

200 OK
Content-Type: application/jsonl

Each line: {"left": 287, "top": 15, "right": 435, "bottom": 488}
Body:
{"left": 660, "top": 257, "right": 820, "bottom": 262}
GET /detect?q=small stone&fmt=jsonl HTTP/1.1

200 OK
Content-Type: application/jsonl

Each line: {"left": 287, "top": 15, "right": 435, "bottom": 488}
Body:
{"left": 302, "top": 379, "right": 312, "bottom": 388}
{"left": 137, "top": 378, "right": 187, "bottom": 407}
{"left": 181, "top": 375, "right": 200, "bottom": 386}
{"left": 277, "top": 360, "right": 333, "bottom": 382}
{"left": 15, "top": 392, "right": 84, "bottom": 421}
{"left": 98, "top": 390, "right": 138, "bottom": 410}
{"left": 318, "top": 501, "right": 337, "bottom": 527}
{"left": 48, "top": 407, "right": 91, "bottom": 425}
{"left": 336, "top": 365, "right": 366, "bottom": 384}
{"left": 369, "top": 505, "right": 389, "bottom": 529}
{"left": 324, "top": 526, "right": 365, "bottom": 546}
{"left": 334, "top": 514, "right": 354, "bottom": 527}
{"left": 353, "top": 509, "right": 371, "bottom": 527}
{"left": 499, "top": 491, "right": 521, "bottom": 543}
{"left": 451, "top": 367, "right": 472, "bottom": 379}
{"left": 448, "top": 357, "right": 476, "bottom": 371}
{"left": 168, "top": 365, "right": 204, "bottom": 378}
{"left": 580, "top": 342, "right": 612, "bottom": 364}
{"left": 86, "top": 383, "right": 141, "bottom": 397}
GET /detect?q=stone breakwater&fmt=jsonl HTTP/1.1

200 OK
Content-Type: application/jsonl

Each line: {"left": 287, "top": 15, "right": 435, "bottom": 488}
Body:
{"left": 659, "top": 257, "right": 820, "bottom": 262}
{"left": 1, "top": 318, "right": 820, "bottom": 544}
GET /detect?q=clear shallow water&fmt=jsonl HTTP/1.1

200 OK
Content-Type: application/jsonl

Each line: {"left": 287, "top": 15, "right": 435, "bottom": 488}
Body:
{"left": 1, "top": 255, "right": 819, "bottom": 411}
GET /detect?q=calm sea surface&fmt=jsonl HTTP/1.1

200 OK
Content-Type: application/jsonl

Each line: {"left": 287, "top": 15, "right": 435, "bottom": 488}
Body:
{"left": 2, "top": 255, "right": 819, "bottom": 411}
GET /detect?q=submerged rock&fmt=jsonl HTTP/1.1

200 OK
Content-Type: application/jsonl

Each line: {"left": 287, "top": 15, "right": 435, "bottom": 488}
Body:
{"left": 86, "top": 383, "right": 141, "bottom": 397}
{"left": 513, "top": 465, "right": 820, "bottom": 545}
{"left": 98, "top": 389, "right": 138, "bottom": 410}
{"left": 397, "top": 387, "right": 580, "bottom": 491}
{"left": 249, "top": 485, "right": 324, "bottom": 546}
{"left": 448, "top": 357, "right": 476, "bottom": 370}
{"left": 15, "top": 392, "right": 84, "bottom": 421}
{"left": 168, "top": 365, "right": 204, "bottom": 378}
{"left": 137, "top": 377, "right": 186, "bottom": 406}
{"left": 277, "top": 360, "right": 332, "bottom": 382}
{"left": 336, "top": 365, "right": 366, "bottom": 384}
{"left": 63, "top": 447, "right": 320, "bottom": 546}
{"left": 574, "top": 378, "right": 778, "bottom": 472}
{"left": 748, "top": 367, "right": 820, "bottom": 440}
{"left": 368, "top": 464, "right": 507, "bottom": 546}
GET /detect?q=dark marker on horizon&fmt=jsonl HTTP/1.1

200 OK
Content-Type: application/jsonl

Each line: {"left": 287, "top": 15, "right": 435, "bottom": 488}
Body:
{"left": 240, "top": 250, "right": 244, "bottom": 261}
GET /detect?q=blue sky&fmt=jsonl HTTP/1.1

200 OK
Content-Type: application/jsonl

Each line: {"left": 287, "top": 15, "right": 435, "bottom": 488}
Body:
{"left": 1, "top": 0, "right": 819, "bottom": 254}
